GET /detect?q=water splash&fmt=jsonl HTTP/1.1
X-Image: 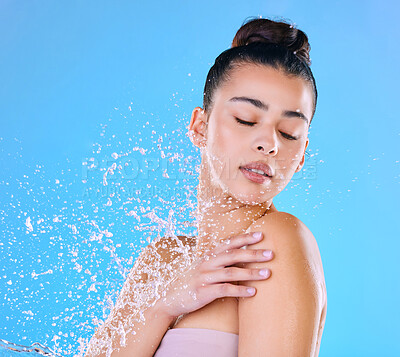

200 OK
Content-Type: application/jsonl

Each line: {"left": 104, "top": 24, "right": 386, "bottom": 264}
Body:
{"left": 0, "top": 97, "right": 200, "bottom": 355}
{"left": 0, "top": 339, "right": 61, "bottom": 356}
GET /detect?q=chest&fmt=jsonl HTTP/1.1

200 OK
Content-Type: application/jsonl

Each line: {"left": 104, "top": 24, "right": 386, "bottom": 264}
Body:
{"left": 171, "top": 295, "right": 240, "bottom": 334}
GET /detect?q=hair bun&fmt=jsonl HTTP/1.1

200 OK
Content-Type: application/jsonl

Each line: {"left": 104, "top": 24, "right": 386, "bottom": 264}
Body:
{"left": 231, "top": 17, "right": 312, "bottom": 66}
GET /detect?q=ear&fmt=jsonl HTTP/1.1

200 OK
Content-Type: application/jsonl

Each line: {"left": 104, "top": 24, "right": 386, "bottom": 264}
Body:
{"left": 187, "top": 106, "right": 208, "bottom": 148}
{"left": 295, "top": 137, "right": 309, "bottom": 172}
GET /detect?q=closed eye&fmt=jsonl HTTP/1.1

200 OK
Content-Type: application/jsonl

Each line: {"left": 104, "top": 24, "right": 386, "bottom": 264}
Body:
{"left": 235, "top": 117, "right": 255, "bottom": 126}
{"left": 280, "top": 132, "right": 298, "bottom": 140}
{"left": 235, "top": 117, "right": 298, "bottom": 140}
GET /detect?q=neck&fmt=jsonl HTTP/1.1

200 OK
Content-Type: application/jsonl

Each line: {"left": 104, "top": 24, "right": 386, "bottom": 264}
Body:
{"left": 193, "top": 156, "right": 275, "bottom": 256}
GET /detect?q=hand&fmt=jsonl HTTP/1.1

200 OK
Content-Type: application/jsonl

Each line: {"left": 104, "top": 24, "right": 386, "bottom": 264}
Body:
{"left": 156, "top": 231, "right": 273, "bottom": 319}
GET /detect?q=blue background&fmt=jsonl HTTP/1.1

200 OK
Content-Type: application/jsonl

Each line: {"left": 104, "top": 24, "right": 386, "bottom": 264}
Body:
{"left": 0, "top": 0, "right": 399, "bottom": 356}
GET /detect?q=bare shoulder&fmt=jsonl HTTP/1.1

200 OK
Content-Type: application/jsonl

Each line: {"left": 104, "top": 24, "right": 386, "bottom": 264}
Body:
{"left": 144, "top": 235, "right": 196, "bottom": 262}
{"left": 251, "top": 211, "right": 317, "bottom": 250}
{"left": 117, "top": 234, "right": 196, "bottom": 311}
{"left": 92, "top": 235, "right": 197, "bottom": 350}
{"left": 246, "top": 211, "right": 325, "bottom": 292}
{"left": 130, "top": 235, "right": 196, "bottom": 283}
{"left": 237, "top": 211, "right": 327, "bottom": 355}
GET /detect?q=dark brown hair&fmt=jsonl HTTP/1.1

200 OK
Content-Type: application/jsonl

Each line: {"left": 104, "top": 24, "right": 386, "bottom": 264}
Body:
{"left": 203, "top": 17, "right": 317, "bottom": 125}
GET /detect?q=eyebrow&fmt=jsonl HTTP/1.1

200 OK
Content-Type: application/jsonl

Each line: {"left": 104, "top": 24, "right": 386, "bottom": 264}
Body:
{"left": 228, "top": 96, "right": 309, "bottom": 124}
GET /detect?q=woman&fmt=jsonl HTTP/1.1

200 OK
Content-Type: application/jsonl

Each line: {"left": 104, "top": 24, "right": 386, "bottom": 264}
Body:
{"left": 86, "top": 17, "right": 327, "bottom": 357}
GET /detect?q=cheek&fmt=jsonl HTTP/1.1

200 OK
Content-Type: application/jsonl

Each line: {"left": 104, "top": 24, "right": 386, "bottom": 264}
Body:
{"left": 275, "top": 146, "right": 304, "bottom": 176}
{"left": 207, "top": 123, "right": 240, "bottom": 154}
{"left": 205, "top": 124, "right": 244, "bottom": 184}
{"left": 287, "top": 148, "right": 304, "bottom": 166}
{"left": 291, "top": 143, "right": 306, "bottom": 163}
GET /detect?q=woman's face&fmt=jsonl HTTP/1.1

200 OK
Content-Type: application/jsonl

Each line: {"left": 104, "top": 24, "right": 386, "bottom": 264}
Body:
{"left": 191, "top": 63, "right": 313, "bottom": 205}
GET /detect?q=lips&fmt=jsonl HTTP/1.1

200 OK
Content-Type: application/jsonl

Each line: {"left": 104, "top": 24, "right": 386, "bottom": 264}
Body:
{"left": 239, "top": 161, "right": 274, "bottom": 178}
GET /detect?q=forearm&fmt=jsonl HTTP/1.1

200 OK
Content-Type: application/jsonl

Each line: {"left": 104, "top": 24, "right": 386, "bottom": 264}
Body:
{"left": 85, "top": 299, "right": 175, "bottom": 357}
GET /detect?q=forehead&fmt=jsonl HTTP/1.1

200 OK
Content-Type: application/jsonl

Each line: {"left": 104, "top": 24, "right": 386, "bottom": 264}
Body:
{"left": 216, "top": 63, "right": 313, "bottom": 116}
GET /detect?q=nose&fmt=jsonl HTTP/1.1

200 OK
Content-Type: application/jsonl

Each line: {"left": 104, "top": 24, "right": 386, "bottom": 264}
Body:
{"left": 253, "top": 134, "right": 278, "bottom": 156}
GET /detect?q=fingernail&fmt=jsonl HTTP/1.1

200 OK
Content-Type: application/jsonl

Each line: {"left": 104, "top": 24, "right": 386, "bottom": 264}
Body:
{"left": 252, "top": 232, "right": 262, "bottom": 239}
{"left": 263, "top": 250, "right": 272, "bottom": 258}
{"left": 247, "top": 287, "right": 255, "bottom": 295}
{"left": 259, "top": 269, "right": 269, "bottom": 277}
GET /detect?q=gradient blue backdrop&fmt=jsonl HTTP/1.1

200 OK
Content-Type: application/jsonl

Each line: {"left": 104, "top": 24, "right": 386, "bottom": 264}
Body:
{"left": 0, "top": 0, "right": 399, "bottom": 356}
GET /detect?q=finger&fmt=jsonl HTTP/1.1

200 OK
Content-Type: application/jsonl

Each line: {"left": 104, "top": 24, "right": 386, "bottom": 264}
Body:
{"left": 212, "top": 248, "right": 273, "bottom": 269}
{"left": 211, "top": 232, "right": 263, "bottom": 255}
{"left": 201, "top": 283, "right": 257, "bottom": 299}
{"left": 203, "top": 267, "right": 271, "bottom": 284}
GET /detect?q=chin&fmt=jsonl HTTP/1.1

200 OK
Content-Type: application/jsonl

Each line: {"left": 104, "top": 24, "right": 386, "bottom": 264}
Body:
{"left": 227, "top": 186, "right": 272, "bottom": 206}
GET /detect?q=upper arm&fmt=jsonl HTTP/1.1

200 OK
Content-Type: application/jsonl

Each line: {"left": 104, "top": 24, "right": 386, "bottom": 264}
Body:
{"left": 104, "top": 235, "right": 195, "bottom": 322}
{"left": 87, "top": 235, "right": 191, "bottom": 354}
{"left": 86, "top": 244, "right": 154, "bottom": 355}
{"left": 111, "top": 236, "right": 186, "bottom": 317}
{"left": 86, "top": 236, "right": 193, "bottom": 355}
{"left": 237, "top": 212, "right": 326, "bottom": 357}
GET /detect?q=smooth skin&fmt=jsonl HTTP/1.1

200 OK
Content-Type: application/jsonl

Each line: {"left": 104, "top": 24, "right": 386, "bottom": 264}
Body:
{"left": 186, "top": 63, "right": 327, "bottom": 355}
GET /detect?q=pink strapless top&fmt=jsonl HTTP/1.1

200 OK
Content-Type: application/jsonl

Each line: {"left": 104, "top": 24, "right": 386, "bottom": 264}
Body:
{"left": 153, "top": 328, "right": 239, "bottom": 357}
